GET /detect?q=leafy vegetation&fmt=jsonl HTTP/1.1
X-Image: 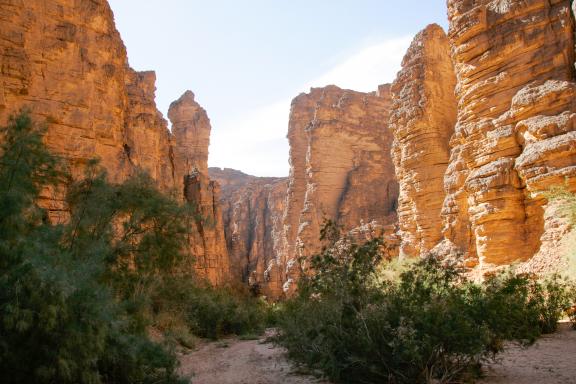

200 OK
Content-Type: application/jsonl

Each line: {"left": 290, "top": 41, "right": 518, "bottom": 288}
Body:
{"left": 276, "top": 221, "right": 576, "bottom": 384}
{"left": 151, "top": 278, "right": 270, "bottom": 340}
{"left": 0, "top": 112, "right": 269, "bottom": 383}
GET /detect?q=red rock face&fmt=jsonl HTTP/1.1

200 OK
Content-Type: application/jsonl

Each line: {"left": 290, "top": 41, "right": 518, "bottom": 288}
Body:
{"left": 209, "top": 168, "right": 287, "bottom": 298}
{"left": 0, "top": 0, "right": 230, "bottom": 285}
{"left": 389, "top": 24, "right": 457, "bottom": 259}
{"left": 281, "top": 85, "right": 399, "bottom": 292}
{"left": 442, "top": 0, "right": 576, "bottom": 268}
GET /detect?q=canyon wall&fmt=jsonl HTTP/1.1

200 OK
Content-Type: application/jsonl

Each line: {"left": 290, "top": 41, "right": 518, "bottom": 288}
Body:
{"left": 0, "top": 0, "right": 230, "bottom": 284}
{"left": 209, "top": 168, "right": 287, "bottom": 298}
{"left": 281, "top": 85, "right": 399, "bottom": 291}
{"left": 389, "top": 24, "right": 457, "bottom": 259}
{"left": 439, "top": 0, "right": 576, "bottom": 269}
{"left": 169, "top": 93, "right": 231, "bottom": 285}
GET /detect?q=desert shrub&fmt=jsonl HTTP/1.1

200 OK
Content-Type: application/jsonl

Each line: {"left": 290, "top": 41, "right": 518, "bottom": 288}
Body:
{"left": 0, "top": 113, "right": 185, "bottom": 384}
{"left": 151, "top": 277, "right": 269, "bottom": 340}
{"left": 277, "top": 221, "right": 574, "bottom": 384}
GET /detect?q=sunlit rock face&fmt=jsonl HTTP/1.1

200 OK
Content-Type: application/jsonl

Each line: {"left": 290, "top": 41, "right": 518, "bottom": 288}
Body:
{"left": 169, "top": 95, "right": 231, "bottom": 286}
{"left": 280, "top": 85, "right": 399, "bottom": 292}
{"left": 389, "top": 24, "right": 457, "bottom": 259}
{"left": 0, "top": 0, "right": 231, "bottom": 285}
{"left": 441, "top": 0, "right": 576, "bottom": 269}
{"left": 209, "top": 168, "right": 288, "bottom": 298}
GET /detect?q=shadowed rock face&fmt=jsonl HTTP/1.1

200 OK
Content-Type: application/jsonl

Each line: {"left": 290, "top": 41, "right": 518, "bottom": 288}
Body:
{"left": 0, "top": 0, "right": 230, "bottom": 285}
{"left": 441, "top": 0, "right": 576, "bottom": 268}
{"left": 209, "top": 168, "right": 288, "bottom": 298}
{"left": 389, "top": 24, "right": 457, "bottom": 259}
{"left": 281, "top": 85, "right": 399, "bottom": 292}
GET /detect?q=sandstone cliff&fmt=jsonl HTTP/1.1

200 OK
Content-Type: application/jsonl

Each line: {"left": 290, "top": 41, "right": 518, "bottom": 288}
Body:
{"left": 0, "top": 0, "right": 230, "bottom": 284}
{"left": 169, "top": 94, "right": 231, "bottom": 285}
{"left": 209, "top": 167, "right": 287, "bottom": 298}
{"left": 389, "top": 24, "right": 457, "bottom": 259}
{"left": 440, "top": 0, "right": 576, "bottom": 269}
{"left": 281, "top": 85, "right": 399, "bottom": 291}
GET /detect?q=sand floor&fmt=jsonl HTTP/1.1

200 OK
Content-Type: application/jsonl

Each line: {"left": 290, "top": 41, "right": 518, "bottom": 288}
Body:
{"left": 178, "top": 330, "right": 327, "bottom": 384}
{"left": 179, "top": 324, "right": 576, "bottom": 384}
{"left": 480, "top": 322, "right": 576, "bottom": 384}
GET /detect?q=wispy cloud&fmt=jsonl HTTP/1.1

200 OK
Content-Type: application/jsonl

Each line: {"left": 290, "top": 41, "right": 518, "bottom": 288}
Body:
{"left": 209, "top": 35, "right": 413, "bottom": 177}
{"left": 305, "top": 36, "right": 413, "bottom": 92}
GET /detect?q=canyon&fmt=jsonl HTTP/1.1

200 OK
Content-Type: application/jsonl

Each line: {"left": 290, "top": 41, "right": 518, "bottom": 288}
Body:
{"left": 0, "top": 0, "right": 229, "bottom": 284}
{"left": 1, "top": 0, "right": 575, "bottom": 297}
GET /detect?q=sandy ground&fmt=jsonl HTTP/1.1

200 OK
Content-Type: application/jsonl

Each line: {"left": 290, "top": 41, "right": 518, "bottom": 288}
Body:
{"left": 179, "top": 325, "right": 576, "bottom": 384}
{"left": 178, "top": 329, "right": 327, "bottom": 384}
{"left": 480, "top": 322, "right": 576, "bottom": 384}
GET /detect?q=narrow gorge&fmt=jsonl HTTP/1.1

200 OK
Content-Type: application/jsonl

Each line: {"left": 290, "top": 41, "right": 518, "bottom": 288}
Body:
{"left": 2, "top": 1, "right": 576, "bottom": 383}
{"left": 1, "top": 0, "right": 575, "bottom": 294}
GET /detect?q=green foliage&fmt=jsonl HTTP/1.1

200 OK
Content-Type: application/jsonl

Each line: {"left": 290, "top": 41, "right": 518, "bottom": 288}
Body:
{"left": 151, "top": 277, "right": 269, "bottom": 340}
{"left": 0, "top": 110, "right": 279, "bottom": 384}
{"left": 277, "top": 221, "right": 576, "bottom": 384}
{"left": 0, "top": 112, "right": 185, "bottom": 384}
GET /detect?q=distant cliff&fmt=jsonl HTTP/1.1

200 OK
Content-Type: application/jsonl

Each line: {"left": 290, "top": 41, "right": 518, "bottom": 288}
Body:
{"left": 0, "top": 0, "right": 230, "bottom": 284}
{"left": 209, "top": 168, "right": 287, "bottom": 298}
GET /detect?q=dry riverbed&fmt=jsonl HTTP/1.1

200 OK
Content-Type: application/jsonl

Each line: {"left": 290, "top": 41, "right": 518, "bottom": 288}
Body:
{"left": 179, "top": 324, "right": 576, "bottom": 384}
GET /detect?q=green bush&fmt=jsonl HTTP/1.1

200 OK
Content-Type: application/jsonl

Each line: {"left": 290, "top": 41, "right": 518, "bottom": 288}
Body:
{"left": 277, "top": 221, "right": 575, "bottom": 384}
{"left": 151, "top": 277, "right": 269, "bottom": 340}
{"left": 0, "top": 113, "right": 185, "bottom": 383}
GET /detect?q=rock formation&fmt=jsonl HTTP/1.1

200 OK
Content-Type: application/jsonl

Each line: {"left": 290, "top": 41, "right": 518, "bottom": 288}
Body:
{"left": 0, "top": 0, "right": 230, "bottom": 284}
{"left": 441, "top": 0, "right": 576, "bottom": 268}
{"left": 281, "top": 85, "right": 399, "bottom": 291}
{"left": 210, "top": 168, "right": 287, "bottom": 298}
{"left": 169, "top": 93, "right": 231, "bottom": 285}
{"left": 389, "top": 24, "right": 457, "bottom": 259}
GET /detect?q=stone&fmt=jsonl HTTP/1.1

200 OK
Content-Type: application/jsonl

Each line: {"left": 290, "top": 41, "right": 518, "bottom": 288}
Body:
{"left": 389, "top": 24, "right": 457, "bottom": 258}
{"left": 210, "top": 168, "right": 287, "bottom": 298}
{"left": 443, "top": 0, "right": 576, "bottom": 268}
{"left": 0, "top": 0, "right": 231, "bottom": 285}
{"left": 169, "top": 91, "right": 211, "bottom": 179}
{"left": 280, "top": 85, "right": 399, "bottom": 292}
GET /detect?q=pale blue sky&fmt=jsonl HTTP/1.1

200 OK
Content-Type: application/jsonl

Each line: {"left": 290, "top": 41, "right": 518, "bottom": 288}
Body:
{"left": 108, "top": 1, "right": 449, "bottom": 176}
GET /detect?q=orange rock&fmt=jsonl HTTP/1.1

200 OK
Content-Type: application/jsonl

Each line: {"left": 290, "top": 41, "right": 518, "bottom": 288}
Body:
{"left": 280, "top": 85, "right": 399, "bottom": 292}
{"left": 389, "top": 24, "right": 457, "bottom": 258}
{"left": 210, "top": 168, "right": 287, "bottom": 298}
{"left": 169, "top": 91, "right": 211, "bottom": 179}
{"left": 443, "top": 0, "right": 576, "bottom": 267}
{"left": 0, "top": 0, "right": 231, "bottom": 285}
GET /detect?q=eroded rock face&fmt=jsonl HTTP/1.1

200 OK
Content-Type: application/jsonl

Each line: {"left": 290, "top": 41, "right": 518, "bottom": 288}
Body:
{"left": 281, "top": 85, "right": 399, "bottom": 291}
{"left": 0, "top": 0, "right": 230, "bottom": 285}
{"left": 169, "top": 91, "right": 211, "bottom": 179}
{"left": 389, "top": 24, "right": 457, "bottom": 258}
{"left": 442, "top": 0, "right": 576, "bottom": 268}
{"left": 210, "top": 168, "right": 288, "bottom": 298}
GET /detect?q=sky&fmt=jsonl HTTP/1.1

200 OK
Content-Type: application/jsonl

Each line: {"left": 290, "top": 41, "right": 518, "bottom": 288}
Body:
{"left": 108, "top": 1, "right": 449, "bottom": 177}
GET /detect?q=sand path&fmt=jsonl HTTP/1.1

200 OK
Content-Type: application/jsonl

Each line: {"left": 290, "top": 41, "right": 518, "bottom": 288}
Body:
{"left": 179, "top": 324, "right": 576, "bottom": 384}
{"left": 480, "top": 322, "right": 576, "bottom": 384}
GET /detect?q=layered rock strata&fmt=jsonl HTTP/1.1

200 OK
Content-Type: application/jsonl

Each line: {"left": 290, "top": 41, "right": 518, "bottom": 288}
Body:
{"left": 441, "top": 0, "right": 576, "bottom": 268}
{"left": 169, "top": 94, "right": 231, "bottom": 285}
{"left": 281, "top": 85, "right": 399, "bottom": 291}
{"left": 389, "top": 24, "right": 457, "bottom": 258}
{"left": 0, "top": 0, "right": 230, "bottom": 284}
{"left": 209, "top": 168, "right": 287, "bottom": 298}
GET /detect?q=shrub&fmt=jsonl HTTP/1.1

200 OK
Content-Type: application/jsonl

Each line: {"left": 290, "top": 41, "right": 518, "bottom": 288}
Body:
{"left": 277, "top": 221, "right": 575, "bottom": 384}
{"left": 0, "top": 112, "right": 185, "bottom": 383}
{"left": 151, "top": 277, "right": 269, "bottom": 340}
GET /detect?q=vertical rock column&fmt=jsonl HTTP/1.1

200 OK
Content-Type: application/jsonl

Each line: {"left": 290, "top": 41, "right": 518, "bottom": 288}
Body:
{"left": 389, "top": 24, "right": 457, "bottom": 258}
{"left": 444, "top": 0, "right": 576, "bottom": 267}
{"left": 169, "top": 92, "right": 231, "bottom": 285}
{"left": 281, "top": 85, "right": 398, "bottom": 292}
